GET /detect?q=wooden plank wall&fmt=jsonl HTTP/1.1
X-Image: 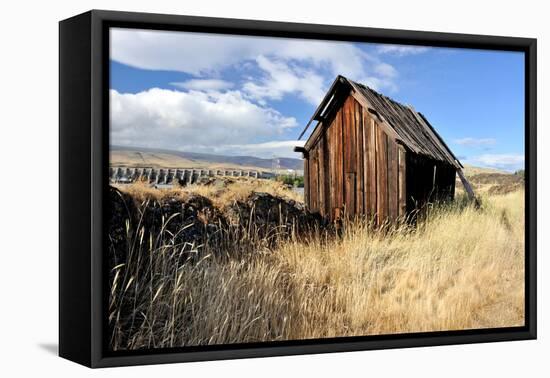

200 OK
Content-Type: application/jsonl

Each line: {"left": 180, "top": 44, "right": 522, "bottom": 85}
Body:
{"left": 310, "top": 146, "right": 319, "bottom": 213}
{"left": 365, "top": 115, "right": 377, "bottom": 220}
{"left": 376, "top": 127, "right": 388, "bottom": 223}
{"left": 387, "top": 138, "right": 399, "bottom": 222}
{"left": 355, "top": 100, "right": 365, "bottom": 216}
{"left": 343, "top": 97, "right": 357, "bottom": 218}
{"left": 398, "top": 145, "right": 407, "bottom": 217}
{"left": 329, "top": 103, "right": 343, "bottom": 219}
{"left": 304, "top": 94, "right": 407, "bottom": 224}
{"left": 303, "top": 157, "right": 309, "bottom": 208}
{"left": 304, "top": 93, "right": 457, "bottom": 224}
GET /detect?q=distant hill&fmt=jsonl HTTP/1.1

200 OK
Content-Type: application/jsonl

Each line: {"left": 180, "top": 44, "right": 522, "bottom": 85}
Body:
{"left": 110, "top": 146, "right": 304, "bottom": 171}
{"left": 457, "top": 164, "right": 524, "bottom": 196}
{"left": 461, "top": 164, "right": 509, "bottom": 177}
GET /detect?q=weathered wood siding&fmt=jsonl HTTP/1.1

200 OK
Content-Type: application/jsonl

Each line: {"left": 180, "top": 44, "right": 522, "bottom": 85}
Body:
{"left": 304, "top": 94, "right": 408, "bottom": 224}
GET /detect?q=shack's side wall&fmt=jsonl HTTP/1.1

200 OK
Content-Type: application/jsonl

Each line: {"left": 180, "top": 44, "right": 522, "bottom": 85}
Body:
{"left": 305, "top": 95, "right": 407, "bottom": 224}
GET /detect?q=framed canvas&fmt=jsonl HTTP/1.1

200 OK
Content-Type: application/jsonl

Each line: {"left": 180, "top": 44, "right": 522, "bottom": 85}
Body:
{"left": 59, "top": 10, "right": 537, "bottom": 368}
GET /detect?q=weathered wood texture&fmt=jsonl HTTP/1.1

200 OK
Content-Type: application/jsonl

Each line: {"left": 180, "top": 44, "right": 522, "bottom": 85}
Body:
{"left": 365, "top": 116, "right": 377, "bottom": 220}
{"left": 309, "top": 146, "right": 319, "bottom": 213}
{"left": 305, "top": 95, "right": 407, "bottom": 224}
{"left": 302, "top": 78, "right": 461, "bottom": 225}
{"left": 398, "top": 145, "right": 407, "bottom": 218}
{"left": 353, "top": 82, "right": 460, "bottom": 168}
{"left": 343, "top": 97, "right": 357, "bottom": 217}
{"left": 303, "top": 157, "right": 309, "bottom": 208}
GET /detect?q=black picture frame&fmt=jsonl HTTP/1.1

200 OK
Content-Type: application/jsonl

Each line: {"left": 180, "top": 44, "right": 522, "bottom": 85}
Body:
{"left": 59, "top": 9, "right": 537, "bottom": 368}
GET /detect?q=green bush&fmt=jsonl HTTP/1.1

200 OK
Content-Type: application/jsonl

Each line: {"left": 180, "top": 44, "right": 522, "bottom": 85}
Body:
{"left": 276, "top": 174, "right": 304, "bottom": 188}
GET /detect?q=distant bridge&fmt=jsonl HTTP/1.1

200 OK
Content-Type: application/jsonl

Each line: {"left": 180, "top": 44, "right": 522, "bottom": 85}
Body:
{"left": 109, "top": 166, "right": 275, "bottom": 186}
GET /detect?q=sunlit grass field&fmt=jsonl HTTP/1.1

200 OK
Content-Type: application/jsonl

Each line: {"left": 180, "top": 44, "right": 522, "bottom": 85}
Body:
{"left": 109, "top": 179, "right": 524, "bottom": 350}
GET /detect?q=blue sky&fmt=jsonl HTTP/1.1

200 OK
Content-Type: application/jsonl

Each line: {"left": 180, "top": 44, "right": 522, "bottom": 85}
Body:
{"left": 110, "top": 28, "right": 525, "bottom": 171}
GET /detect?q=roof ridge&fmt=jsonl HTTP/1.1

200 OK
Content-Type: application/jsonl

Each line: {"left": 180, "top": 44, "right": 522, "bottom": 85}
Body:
{"left": 348, "top": 78, "right": 407, "bottom": 109}
{"left": 344, "top": 76, "right": 460, "bottom": 168}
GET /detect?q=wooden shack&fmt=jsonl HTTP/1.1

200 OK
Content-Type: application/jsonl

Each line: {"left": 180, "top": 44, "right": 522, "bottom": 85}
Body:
{"left": 296, "top": 75, "right": 474, "bottom": 223}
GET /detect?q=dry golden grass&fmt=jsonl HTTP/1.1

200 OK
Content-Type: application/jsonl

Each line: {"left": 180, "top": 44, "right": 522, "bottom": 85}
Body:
{"left": 114, "top": 177, "right": 303, "bottom": 207}
{"left": 113, "top": 179, "right": 189, "bottom": 202}
{"left": 274, "top": 190, "right": 524, "bottom": 337}
{"left": 109, "top": 183, "right": 524, "bottom": 350}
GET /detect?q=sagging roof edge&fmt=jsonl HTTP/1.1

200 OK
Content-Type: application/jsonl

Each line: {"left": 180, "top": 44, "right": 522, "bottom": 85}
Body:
{"left": 297, "top": 75, "right": 348, "bottom": 140}
{"left": 297, "top": 75, "right": 462, "bottom": 169}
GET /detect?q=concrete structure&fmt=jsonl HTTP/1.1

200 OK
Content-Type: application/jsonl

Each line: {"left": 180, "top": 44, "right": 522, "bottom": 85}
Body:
{"left": 109, "top": 166, "right": 268, "bottom": 186}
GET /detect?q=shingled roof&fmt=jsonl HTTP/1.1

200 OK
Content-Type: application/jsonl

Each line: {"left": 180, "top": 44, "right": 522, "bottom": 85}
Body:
{"left": 299, "top": 75, "right": 463, "bottom": 169}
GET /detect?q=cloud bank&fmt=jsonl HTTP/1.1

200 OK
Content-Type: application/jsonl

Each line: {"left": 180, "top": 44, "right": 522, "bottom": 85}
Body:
{"left": 466, "top": 153, "right": 524, "bottom": 172}
{"left": 171, "top": 79, "right": 234, "bottom": 91}
{"left": 110, "top": 28, "right": 412, "bottom": 103}
{"left": 454, "top": 137, "right": 497, "bottom": 147}
{"left": 109, "top": 28, "right": 433, "bottom": 158}
{"left": 110, "top": 88, "right": 298, "bottom": 156}
{"left": 196, "top": 140, "right": 305, "bottom": 159}
{"left": 377, "top": 45, "right": 430, "bottom": 56}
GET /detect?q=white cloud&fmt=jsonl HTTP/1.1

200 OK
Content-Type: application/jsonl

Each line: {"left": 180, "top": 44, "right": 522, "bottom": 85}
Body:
{"left": 274, "top": 40, "right": 369, "bottom": 79}
{"left": 360, "top": 77, "right": 396, "bottom": 92}
{"left": 171, "top": 79, "right": 234, "bottom": 91}
{"left": 111, "top": 28, "right": 401, "bottom": 100}
{"left": 455, "top": 137, "right": 497, "bottom": 147}
{"left": 111, "top": 29, "right": 264, "bottom": 75}
{"left": 374, "top": 62, "right": 398, "bottom": 78}
{"left": 110, "top": 88, "right": 297, "bottom": 152}
{"left": 468, "top": 153, "right": 524, "bottom": 172}
{"left": 243, "top": 56, "right": 326, "bottom": 105}
{"left": 111, "top": 28, "right": 374, "bottom": 78}
{"left": 377, "top": 45, "right": 430, "bottom": 56}
{"left": 197, "top": 140, "right": 305, "bottom": 159}
{"left": 109, "top": 29, "right": 413, "bottom": 155}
